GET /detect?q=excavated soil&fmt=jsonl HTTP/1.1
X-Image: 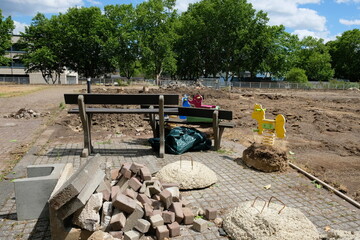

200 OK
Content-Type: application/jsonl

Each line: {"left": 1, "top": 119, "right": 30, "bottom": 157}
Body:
{"left": 55, "top": 86, "right": 360, "bottom": 202}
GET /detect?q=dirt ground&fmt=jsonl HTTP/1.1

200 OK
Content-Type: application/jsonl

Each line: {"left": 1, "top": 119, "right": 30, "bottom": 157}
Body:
{"left": 53, "top": 85, "right": 360, "bottom": 202}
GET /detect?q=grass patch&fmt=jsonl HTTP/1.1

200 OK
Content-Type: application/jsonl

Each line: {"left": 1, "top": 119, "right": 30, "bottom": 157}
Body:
{"left": 0, "top": 85, "right": 47, "bottom": 98}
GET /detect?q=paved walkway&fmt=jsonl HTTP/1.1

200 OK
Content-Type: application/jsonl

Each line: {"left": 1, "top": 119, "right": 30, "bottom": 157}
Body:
{"left": 0, "top": 132, "right": 359, "bottom": 239}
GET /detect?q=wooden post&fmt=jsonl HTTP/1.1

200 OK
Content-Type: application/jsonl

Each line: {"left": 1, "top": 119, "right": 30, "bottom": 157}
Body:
{"left": 78, "top": 95, "right": 90, "bottom": 157}
{"left": 213, "top": 110, "right": 220, "bottom": 150}
{"left": 159, "top": 95, "right": 165, "bottom": 158}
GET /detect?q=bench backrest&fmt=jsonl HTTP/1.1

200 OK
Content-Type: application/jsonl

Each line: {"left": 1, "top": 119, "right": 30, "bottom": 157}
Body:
{"left": 64, "top": 94, "right": 179, "bottom": 105}
{"left": 177, "top": 107, "right": 232, "bottom": 120}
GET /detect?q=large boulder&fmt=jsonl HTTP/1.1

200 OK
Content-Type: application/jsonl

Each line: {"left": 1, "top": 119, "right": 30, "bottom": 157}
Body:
{"left": 223, "top": 201, "right": 319, "bottom": 240}
{"left": 241, "top": 143, "right": 288, "bottom": 172}
{"left": 155, "top": 161, "right": 217, "bottom": 190}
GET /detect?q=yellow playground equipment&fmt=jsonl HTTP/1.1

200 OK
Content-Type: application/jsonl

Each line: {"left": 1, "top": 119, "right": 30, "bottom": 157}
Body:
{"left": 252, "top": 104, "right": 286, "bottom": 145}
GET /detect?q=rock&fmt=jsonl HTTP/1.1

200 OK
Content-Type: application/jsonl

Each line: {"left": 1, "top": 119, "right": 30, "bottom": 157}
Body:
{"left": 73, "top": 193, "right": 103, "bottom": 231}
{"left": 213, "top": 217, "right": 223, "bottom": 227}
{"left": 223, "top": 201, "right": 319, "bottom": 240}
{"left": 326, "top": 229, "right": 360, "bottom": 240}
{"left": 241, "top": 143, "right": 288, "bottom": 172}
{"left": 155, "top": 161, "right": 217, "bottom": 190}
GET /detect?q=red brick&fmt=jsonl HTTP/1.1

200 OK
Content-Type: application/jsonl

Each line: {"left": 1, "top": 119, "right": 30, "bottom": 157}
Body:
{"left": 100, "top": 189, "right": 111, "bottom": 201}
{"left": 169, "top": 202, "right": 183, "bottom": 223}
{"left": 124, "top": 188, "right": 137, "bottom": 200}
{"left": 129, "top": 177, "right": 142, "bottom": 191}
{"left": 162, "top": 210, "right": 175, "bottom": 223}
{"left": 151, "top": 200, "right": 164, "bottom": 210}
{"left": 139, "top": 167, "right": 152, "bottom": 181}
{"left": 136, "top": 194, "right": 152, "bottom": 206}
{"left": 143, "top": 203, "right": 154, "bottom": 217}
{"left": 182, "top": 207, "right": 194, "bottom": 225}
{"left": 120, "top": 163, "right": 132, "bottom": 179}
{"left": 130, "top": 162, "right": 145, "bottom": 174}
{"left": 156, "top": 225, "right": 169, "bottom": 240}
{"left": 152, "top": 209, "right": 162, "bottom": 217}
{"left": 109, "top": 231, "right": 123, "bottom": 239}
{"left": 110, "top": 210, "right": 126, "bottom": 230}
{"left": 205, "top": 207, "right": 217, "bottom": 220}
{"left": 111, "top": 185, "right": 120, "bottom": 200}
{"left": 167, "top": 222, "right": 180, "bottom": 237}
{"left": 113, "top": 193, "right": 136, "bottom": 214}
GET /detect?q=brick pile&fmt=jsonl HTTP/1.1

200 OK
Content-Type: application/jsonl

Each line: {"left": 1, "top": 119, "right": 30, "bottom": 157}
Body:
{"left": 50, "top": 159, "right": 218, "bottom": 240}
{"left": 4, "top": 108, "right": 49, "bottom": 119}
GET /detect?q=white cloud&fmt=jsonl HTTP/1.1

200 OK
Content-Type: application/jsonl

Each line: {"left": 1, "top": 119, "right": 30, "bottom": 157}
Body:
{"left": 339, "top": 18, "right": 360, "bottom": 25}
{"left": 292, "top": 29, "right": 338, "bottom": 42}
{"left": 336, "top": 0, "right": 360, "bottom": 3}
{"left": 175, "top": 0, "right": 199, "bottom": 12}
{"left": 13, "top": 21, "right": 29, "bottom": 35}
{"left": 86, "top": 0, "right": 101, "bottom": 5}
{"left": 1, "top": 0, "right": 84, "bottom": 16}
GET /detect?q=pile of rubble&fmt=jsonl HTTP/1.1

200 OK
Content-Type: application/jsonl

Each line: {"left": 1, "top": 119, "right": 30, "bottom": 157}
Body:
{"left": 49, "top": 155, "right": 218, "bottom": 240}
{"left": 160, "top": 80, "right": 205, "bottom": 90}
{"left": 4, "top": 108, "right": 48, "bottom": 119}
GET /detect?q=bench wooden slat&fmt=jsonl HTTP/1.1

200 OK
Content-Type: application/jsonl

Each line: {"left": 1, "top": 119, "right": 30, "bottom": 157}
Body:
{"left": 68, "top": 108, "right": 179, "bottom": 114}
{"left": 64, "top": 94, "right": 179, "bottom": 105}
{"left": 143, "top": 117, "right": 234, "bottom": 127}
{"left": 177, "top": 107, "right": 232, "bottom": 120}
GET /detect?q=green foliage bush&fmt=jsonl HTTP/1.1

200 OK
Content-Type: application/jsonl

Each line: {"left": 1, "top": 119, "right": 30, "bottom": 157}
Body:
{"left": 286, "top": 68, "right": 308, "bottom": 83}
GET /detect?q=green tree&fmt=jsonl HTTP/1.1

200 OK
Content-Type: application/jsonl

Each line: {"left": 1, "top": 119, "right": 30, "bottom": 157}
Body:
{"left": 105, "top": 4, "right": 140, "bottom": 80}
{"left": 0, "top": 9, "right": 15, "bottom": 66}
{"left": 294, "top": 36, "right": 334, "bottom": 81}
{"left": 20, "top": 13, "right": 65, "bottom": 84}
{"left": 59, "top": 7, "right": 115, "bottom": 79}
{"left": 286, "top": 68, "right": 308, "bottom": 83}
{"left": 136, "top": 0, "right": 178, "bottom": 84}
{"left": 327, "top": 29, "right": 360, "bottom": 82}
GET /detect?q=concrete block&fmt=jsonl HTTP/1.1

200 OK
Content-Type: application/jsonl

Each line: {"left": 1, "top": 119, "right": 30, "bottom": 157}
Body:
{"left": 156, "top": 225, "right": 169, "bottom": 240}
{"left": 72, "top": 193, "right": 103, "bottom": 231}
{"left": 205, "top": 207, "right": 217, "bottom": 220}
{"left": 129, "top": 177, "right": 142, "bottom": 192}
{"left": 182, "top": 208, "right": 194, "bottom": 225}
{"left": 124, "top": 230, "right": 141, "bottom": 240}
{"left": 101, "top": 201, "right": 113, "bottom": 231}
{"left": 161, "top": 183, "right": 179, "bottom": 189}
{"left": 167, "top": 222, "right": 180, "bottom": 237}
{"left": 139, "top": 167, "right": 151, "bottom": 181}
{"left": 134, "top": 219, "right": 150, "bottom": 233}
{"left": 130, "top": 162, "right": 144, "bottom": 174}
{"left": 110, "top": 209, "right": 126, "bottom": 231}
{"left": 49, "top": 155, "right": 100, "bottom": 210}
{"left": 113, "top": 193, "right": 136, "bottom": 214}
{"left": 159, "top": 189, "right": 172, "bottom": 209}
{"left": 14, "top": 163, "right": 65, "bottom": 220}
{"left": 169, "top": 202, "right": 183, "bottom": 224}
{"left": 123, "top": 204, "right": 144, "bottom": 232}
{"left": 150, "top": 214, "right": 164, "bottom": 228}
{"left": 165, "top": 187, "right": 180, "bottom": 202}
{"left": 57, "top": 168, "right": 105, "bottom": 220}
{"left": 162, "top": 210, "right": 175, "bottom": 224}
{"left": 192, "top": 218, "right": 208, "bottom": 232}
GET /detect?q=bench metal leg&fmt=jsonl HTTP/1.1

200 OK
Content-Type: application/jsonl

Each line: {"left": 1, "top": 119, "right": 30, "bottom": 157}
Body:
{"left": 159, "top": 95, "right": 165, "bottom": 158}
{"left": 78, "top": 95, "right": 91, "bottom": 157}
{"left": 213, "top": 110, "right": 220, "bottom": 150}
{"left": 87, "top": 113, "right": 94, "bottom": 153}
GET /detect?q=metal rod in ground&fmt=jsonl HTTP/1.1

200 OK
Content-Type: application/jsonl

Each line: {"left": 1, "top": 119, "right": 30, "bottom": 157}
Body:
{"left": 289, "top": 162, "right": 360, "bottom": 209}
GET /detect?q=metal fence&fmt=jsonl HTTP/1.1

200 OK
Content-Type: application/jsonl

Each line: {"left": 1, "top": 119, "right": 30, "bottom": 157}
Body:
{"left": 0, "top": 76, "right": 29, "bottom": 84}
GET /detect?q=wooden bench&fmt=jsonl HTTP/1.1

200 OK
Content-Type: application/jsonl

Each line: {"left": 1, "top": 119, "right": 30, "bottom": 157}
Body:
{"left": 146, "top": 106, "right": 234, "bottom": 150}
{"left": 64, "top": 93, "right": 179, "bottom": 158}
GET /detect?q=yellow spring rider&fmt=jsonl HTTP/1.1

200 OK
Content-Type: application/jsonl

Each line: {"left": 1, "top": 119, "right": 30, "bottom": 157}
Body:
{"left": 252, "top": 104, "right": 286, "bottom": 145}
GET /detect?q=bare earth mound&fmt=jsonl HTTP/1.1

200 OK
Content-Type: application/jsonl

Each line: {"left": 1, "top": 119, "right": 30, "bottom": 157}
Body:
{"left": 155, "top": 160, "right": 217, "bottom": 190}
{"left": 241, "top": 143, "right": 288, "bottom": 172}
{"left": 223, "top": 201, "right": 319, "bottom": 240}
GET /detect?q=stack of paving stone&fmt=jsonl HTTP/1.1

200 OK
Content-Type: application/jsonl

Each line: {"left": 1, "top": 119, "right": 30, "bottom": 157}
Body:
{"left": 48, "top": 156, "right": 218, "bottom": 240}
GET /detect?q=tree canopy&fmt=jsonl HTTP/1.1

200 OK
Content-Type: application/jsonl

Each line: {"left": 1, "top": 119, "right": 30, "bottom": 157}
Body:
{"left": 0, "top": 9, "right": 14, "bottom": 66}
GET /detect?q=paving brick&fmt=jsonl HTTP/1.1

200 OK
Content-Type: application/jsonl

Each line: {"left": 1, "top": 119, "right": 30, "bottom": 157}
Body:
{"left": 124, "top": 230, "right": 141, "bottom": 240}
{"left": 167, "top": 222, "right": 180, "bottom": 237}
{"left": 134, "top": 219, "right": 150, "bottom": 233}
{"left": 121, "top": 163, "right": 133, "bottom": 179}
{"left": 115, "top": 176, "right": 130, "bottom": 193}
{"left": 113, "top": 193, "right": 137, "bottom": 214}
{"left": 129, "top": 177, "right": 142, "bottom": 192}
{"left": 111, "top": 185, "right": 120, "bottom": 200}
{"left": 144, "top": 203, "right": 154, "bottom": 217}
{"left": 124, "top": 188, "right": 137, "bottom": 200}
{"left": 110, "top": 168, "right": 121, "bottom": 180}
{"left": 150, "top": 214, "right": 164, "bottom": 228}
{"left": 110, "top": 209, "right": 126, "bottom": 231}
{"left": 109, "top": 231, "right": 123, "bottom": 239}
{"left": 205, "top": 208, "right": 217, "bottom": 220}
{"left": 182, "top": 207, "right": 194, "bottom": 225}
{"left": 159, "top": 189, "right": 172, "bottom": 209}
{"left": 162, "top": 210, "right": 175, "bottom": 224}
{"left": 192, "top": 218, "right": 208, "bottom": 232}
{"left": 152, "top": 200, "right": 164, "bottom": 210}
{"left": 136, "top": 194, "right": 152, "bottom": 206}
{"left": 139, "top": 167, "right": 152, "bottom": 181}
{"left": 130, "top": 162, "right": 145, "bottom": 174}
{"left": 123, "top": 205, "right": 145, "bottom": 232}
{"left": 155, "top": 225, "right": 168, "bottom": 240}
{"left": 152, "top": 209, "right": 162, "bottom": 217}
{"left": 169, "top": 202, "right": 184, "bottom": 223}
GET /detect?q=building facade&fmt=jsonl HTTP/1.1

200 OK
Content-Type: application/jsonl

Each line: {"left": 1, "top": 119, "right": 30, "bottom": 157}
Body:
{"left": 0, "top": 35, "right": 78, "bottom": 84}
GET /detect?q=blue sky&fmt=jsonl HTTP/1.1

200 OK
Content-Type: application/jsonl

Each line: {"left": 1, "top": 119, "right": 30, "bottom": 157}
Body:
{"left": 2, "top": 0, "right": 360, "bottom": 42}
